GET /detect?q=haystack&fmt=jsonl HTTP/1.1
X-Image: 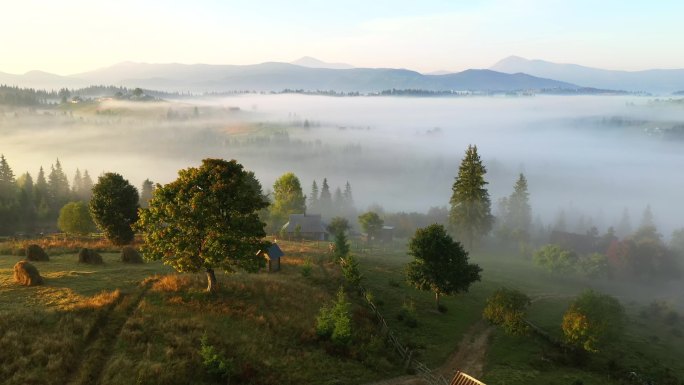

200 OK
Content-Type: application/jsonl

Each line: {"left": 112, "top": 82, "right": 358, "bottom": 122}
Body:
{"left": 14, "top": 261, "right": 43, "bottom": 286}
{"left": 78, "top": 248, "right": 103, "bottom": 264}
{"left": 121, "top": 246, "right": 143, "bottom": 263}
{"left": 25, "top": 244, "right": 49, "bottom": 262}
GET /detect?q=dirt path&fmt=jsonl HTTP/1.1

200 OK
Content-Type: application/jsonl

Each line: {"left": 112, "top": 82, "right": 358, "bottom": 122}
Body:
{"left": 436, "top": 320, "right": 494, "bottom": 380}
{"left": 66, "top": 279, "right": 156, "bottom": 385}
{"left": 364, "top": 320, "right": 494, "bottom": 385}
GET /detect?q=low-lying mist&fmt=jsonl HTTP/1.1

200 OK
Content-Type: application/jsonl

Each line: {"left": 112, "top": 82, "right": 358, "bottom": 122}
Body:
{"left": 3, "top": 94, "right": 684, "bottom": 237}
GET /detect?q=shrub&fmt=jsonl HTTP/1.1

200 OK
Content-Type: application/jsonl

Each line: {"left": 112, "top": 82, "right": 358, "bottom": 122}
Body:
{"left": 316, "top": 287, "right": 352, "bottom": 345}
{"left": 396, "top": 298, "right": 418, "bottom": 328}
{"left": 483, "top": 288, "right": 531, "bottom": 335}
{"left": 533, "top": 244, "right": 577, "bottom": 274}
{"left": 562, "top": 290, "right": 625, "bottom": 352}
{"left": 301, "top": 258, "right": 313, "bottom": 277}
{"left": 200, "top": 333, "right": 233, "bottom": 381}
{"left": 341, "top": 255, "right": 363, "bottom": 287}
{"left": 58, "top": 201, "right": 95, "bottom": 235}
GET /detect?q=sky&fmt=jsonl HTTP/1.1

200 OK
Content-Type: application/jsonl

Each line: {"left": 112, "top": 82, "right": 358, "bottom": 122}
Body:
{"left": 1, "top": 0, "right": 683, "bottom": 75}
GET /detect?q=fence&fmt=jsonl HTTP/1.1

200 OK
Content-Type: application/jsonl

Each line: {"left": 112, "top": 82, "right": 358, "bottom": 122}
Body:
{"left": 359, "top": 284, "right": 449, "bottom": 385}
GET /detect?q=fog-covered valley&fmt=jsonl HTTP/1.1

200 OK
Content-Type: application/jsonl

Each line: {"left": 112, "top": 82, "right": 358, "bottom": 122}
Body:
{"left": 3, "top": 94, "right": 684, "bottom": 237}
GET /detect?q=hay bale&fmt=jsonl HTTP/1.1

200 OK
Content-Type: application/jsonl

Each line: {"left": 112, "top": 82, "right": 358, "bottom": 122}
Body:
{"left": 78, "top": 248, "right": 103, "bottom": 264}
{"left": 14, "top": 261, "right": 43, "bottom": 286}
{"left": 25, "top": 244, "right": 49, "bottom": 262}
{"left": 121, "top": 246, "right": 143, "bottom": 264}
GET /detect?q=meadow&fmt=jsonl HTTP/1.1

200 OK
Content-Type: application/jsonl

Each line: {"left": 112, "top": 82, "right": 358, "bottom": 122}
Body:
{"left": 1, "top": 238, "right": 683, "bottom": 385}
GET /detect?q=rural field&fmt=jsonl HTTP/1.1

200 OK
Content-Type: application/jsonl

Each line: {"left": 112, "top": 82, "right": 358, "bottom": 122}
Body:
{"left": 2, "top": 238, "right": 682, "bottom": 385}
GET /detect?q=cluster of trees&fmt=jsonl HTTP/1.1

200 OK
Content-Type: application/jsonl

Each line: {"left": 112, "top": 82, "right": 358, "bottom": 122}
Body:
{"left": 308, "top": 178, "right": 355, "bottom": 220}
{"left": 0, "top": 85, "right": 56, "bottom": 106}
{"left": 484, "top": 288, "right": 625, "bottom": 353}
{"left": 534, "top": 222, "right": 682, "bottom": 282}
{"left": 0, "top": 155, "right": 94, "bottom": 234}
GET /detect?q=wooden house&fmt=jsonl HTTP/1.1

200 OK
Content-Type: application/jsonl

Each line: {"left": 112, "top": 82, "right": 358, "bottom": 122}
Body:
{"left": 257, "top": 243, "right": 285, "bottom": 272}
{"left": 281, "top": 214, "right": 329, "bottom": 241}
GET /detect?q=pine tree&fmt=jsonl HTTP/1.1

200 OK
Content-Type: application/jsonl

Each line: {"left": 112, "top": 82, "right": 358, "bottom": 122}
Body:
{"left": 47, "top": 159, "right": 70, "bottom": 216}
{"left": 72, "top": 168, "right": 83, "bottom": 200}
{"left": 308, "top": 180, "right": 319, "bottom": 214}
{"left": 34, "top": 167, "right": 49, "bottom": 221}
{"left": 16, "top": 173, "right": 37, "bottom": 233}
{"left": 139, "top": 179, "right": 155, "bottom": 208}
{"left": 507, "top": 173, "right": 532, "bottom": 247}
{"left": 0, "top": 154, "right": 16, "bottom": 205}
{"left": 342, "top": 181, "right": 354, "bottom": 215}
{"left": 333, "top": 187, "right": 344, "bottom": 216}
{"left": 81, "top": 170, "right": 94, "bottom": 201}
{"left": 640, "top": 205, "right": 655, "bottom": 229}
{"left": 617, "top": 207, "right": 632, "bottom": 238}
{"left": 319, "top": 178, "right": 332, "bottom": 218}
{"left": 449, "top": 145, "right": 493, "bottom": 250}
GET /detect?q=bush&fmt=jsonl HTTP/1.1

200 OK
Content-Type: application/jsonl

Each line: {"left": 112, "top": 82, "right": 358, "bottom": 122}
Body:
{"left": 483, "top": 288, "right": 531, "bottom": 335}
{"left": 562, "top": 290, "right": 625, "bottom": 352}
{"left": 200, "top": 333, "right": 233, "bottom": 381}
{"left": 301, "top": 258, "right": 313, "bottom": 277}
{"left": 58, "top": 201, "right": 95, "bottom": 236}
{"left": 341, "top": 255, "right": 363, "bottom": 287}
{"left": 396, "top": 298, "right": 418, "bottom": 328}
{"left": 533, "top": 244, "right": 577, "bottom": 274}
{"left": 316, "top": 287, "right": 352, "bottom": 345}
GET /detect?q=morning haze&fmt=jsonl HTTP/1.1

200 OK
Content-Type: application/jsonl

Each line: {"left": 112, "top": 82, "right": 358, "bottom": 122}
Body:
{"left": 1, "top": 2, "right": 684, "bottom": 385}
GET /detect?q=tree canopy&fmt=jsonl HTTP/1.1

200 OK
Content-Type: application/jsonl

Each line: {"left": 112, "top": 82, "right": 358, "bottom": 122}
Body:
{"left": 358, "top": 211, "right": 383, "bottom": 242}
{"left": 136, "top": 159, "right": 270, "bottom": 292}
{"left": 449, "top": 145, "right": 493, "bottom": 250}
{"left": 271, "top": 172, "right": 306, "bottom": 229}
{"left": 406, "top": 224, "right": 482, "bottom": 309}
{"left": 562, "top": 290, "right": 625, "bottom": 352}
{"left": 58, "top": 201, "right": 95, "bottom": 235}
{"left": 90, "top": 173, "right": 139, "bottom": 245}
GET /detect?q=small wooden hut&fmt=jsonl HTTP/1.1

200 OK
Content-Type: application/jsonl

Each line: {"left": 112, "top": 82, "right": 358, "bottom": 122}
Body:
{"left": 257, "top": 243, "right": 285, "bottom": 272}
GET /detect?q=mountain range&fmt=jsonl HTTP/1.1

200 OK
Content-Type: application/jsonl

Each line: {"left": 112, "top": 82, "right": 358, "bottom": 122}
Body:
{"left": 0, "top": 56, "right": 682, "bottom": 94}
{"left": 490, "top": 56, "right": 684, "bottom": 94}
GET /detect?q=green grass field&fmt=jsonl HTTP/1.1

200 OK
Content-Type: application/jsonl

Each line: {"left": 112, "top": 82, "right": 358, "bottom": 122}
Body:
{"left": 1, "top": 240, "right": 683, "bottom": 385}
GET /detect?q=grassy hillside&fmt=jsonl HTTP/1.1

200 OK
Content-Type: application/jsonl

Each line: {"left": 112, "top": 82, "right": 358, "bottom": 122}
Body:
{"left": 1, "top": 239, "right": 683, "bottom": 385}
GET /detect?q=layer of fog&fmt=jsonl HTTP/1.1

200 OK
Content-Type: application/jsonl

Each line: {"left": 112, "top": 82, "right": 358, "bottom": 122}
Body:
{"left": 3, "top": 95, "right": 684, "bottom": 238}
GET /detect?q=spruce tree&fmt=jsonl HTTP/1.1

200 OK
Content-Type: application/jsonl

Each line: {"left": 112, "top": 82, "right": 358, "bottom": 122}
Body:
{"left": 47, "top": 159, "right": 70, "bottom": 216}
{"left": 507, "top": 173, "right": 532, "bottom": 248}
{"left": 72, "top": 169, "right": 83, "bottom": 200}
{"left": 449, "top": 145, "right": 493, "bottom": 250}
{"left": 139, "top": 179, "right": 155, "bottom": 208}
{"left": 333, "top": 187, "right": 344, "bottom": 216}
{"left": 343, "top": 181, "right": 354, "bottom": 214}
{"left": 0, "top": 155, "right": 16, "bottom": 205}
{"left": 34, "top": 167, "right": 49, "bottom": 221}
{"left": 81, "top": 170, "right": 94, "bottom": 201}
{"left": 319, "top": 178, "right": 332, "bottom": 218}
{"left": 308, "top": 180, "right": 319, "bottom": 214}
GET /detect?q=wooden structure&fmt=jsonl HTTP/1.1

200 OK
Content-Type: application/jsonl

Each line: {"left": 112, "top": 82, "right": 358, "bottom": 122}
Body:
{"left": 281, "top": 214, "right": 328, "bottom": 241}
{"left": 257, "top": 243, "right": 285, "bottom": 272}
{"left": 450, "top": 371, "right": 486, "bottom": 385}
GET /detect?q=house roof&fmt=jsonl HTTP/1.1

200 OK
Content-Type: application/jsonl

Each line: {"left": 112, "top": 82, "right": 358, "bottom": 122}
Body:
{"left": 450, "top": 371, "right": 486, "bottom": 385}
{"left": 281, "top": 214, "right": 328, "bottom": 234}
{"left": 256, "top": 243, "right": 285, "bottom": 260}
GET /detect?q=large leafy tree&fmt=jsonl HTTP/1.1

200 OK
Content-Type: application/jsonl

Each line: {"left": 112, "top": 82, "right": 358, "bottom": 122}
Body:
{"left": 90, "top": 173, "right": 139, "bottom": 245}
{"left": 406, "top": 224, "right": 482, "bottom": 310}
{"left": 449, "top": 145, "right": 493, "bottom": 250}
{"left": 58, "top": 201, "right": 95, "bottom": 235}
{"left": 139, "top": 178, "right": 155, "bottom": 208}
{"left": 562, "top": 290, "right": 625, "bottom": 352}
{"left": 358, "top": 211, "right": 383, "bottom": 242}
{"left": 136, "top": 159, "right": 270, "bottom": 293}
{"left": 271, "top": 172, "right": 306, "bottom": 229}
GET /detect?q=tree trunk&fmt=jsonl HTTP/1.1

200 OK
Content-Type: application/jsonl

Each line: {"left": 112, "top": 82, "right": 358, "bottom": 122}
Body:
{"left": 206, "top": 268, "right": 217, "bottom": 293}
{"left": 435, "top": 292, "right": 440, "bottom": 310}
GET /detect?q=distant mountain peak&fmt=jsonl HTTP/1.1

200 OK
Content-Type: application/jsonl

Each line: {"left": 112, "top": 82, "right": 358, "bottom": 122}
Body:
{"left": 291, "top": 56, "right": 354, "bottom": 70}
